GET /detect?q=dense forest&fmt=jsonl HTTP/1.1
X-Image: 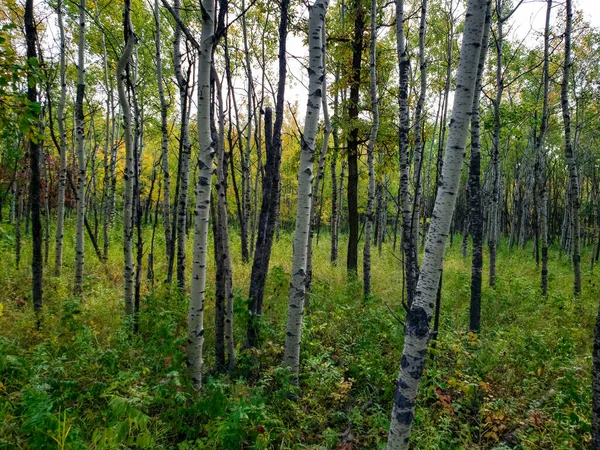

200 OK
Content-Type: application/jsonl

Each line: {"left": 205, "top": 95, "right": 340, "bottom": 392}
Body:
{"left": 1, "top": 0, "right": 599, "bottom": 447}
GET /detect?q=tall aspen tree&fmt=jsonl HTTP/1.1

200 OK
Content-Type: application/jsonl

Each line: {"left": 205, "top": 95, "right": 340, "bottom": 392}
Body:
{"left": 386, "top": 0, "right": 487, "bottom": 446}
{"left": 187, "top": 0, "right": 217, "bottom": 391}
{"left": 535, "top": 0, "right": 552, "bottom": 296}
{"left": 154, "top": 0, "right": 172, "bottom": 262}
{"left": 54, "top": 0, "right": 67, "bottom": 277}
{"left": 561, "top": 0, "right": 581, "bottom": 296}
{"left": 116, "top": 1, "right": 137, "bottom": 317}
{"left": 74, "top": 0, "right": 86, "bottom": 294}
{"left": 469, "top": 0, "right": 492, "bottom": 332}
{"left": 24, "top": 0, "right": 43, "bottom": 314}
{"left": 363, "top": 0, "right": 379, "bottom": 300}
{"left": 282, "top": 0, "right": 328, "bottom": 378}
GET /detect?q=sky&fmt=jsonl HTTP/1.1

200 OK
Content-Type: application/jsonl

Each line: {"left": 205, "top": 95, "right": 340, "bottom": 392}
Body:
{"left": 512, "top": 0, "right": 600, "bottom": 41}
{"left": 287, "top": 0, "right": 600, "bottom": 120}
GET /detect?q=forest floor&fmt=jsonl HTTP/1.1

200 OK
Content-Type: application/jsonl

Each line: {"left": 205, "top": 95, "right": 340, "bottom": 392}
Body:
{"left": 0, "top": 222, "right": 596, "bottom": 449}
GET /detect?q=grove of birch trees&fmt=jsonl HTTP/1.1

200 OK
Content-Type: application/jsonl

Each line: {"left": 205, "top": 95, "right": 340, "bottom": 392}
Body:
{"left": 1, "top": 0, "right": 600, "bottom": 447}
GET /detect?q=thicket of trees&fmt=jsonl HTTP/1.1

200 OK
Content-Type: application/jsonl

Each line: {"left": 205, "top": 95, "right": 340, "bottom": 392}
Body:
{"left": 1, "top": 0, "right": 600, "bottom": 446}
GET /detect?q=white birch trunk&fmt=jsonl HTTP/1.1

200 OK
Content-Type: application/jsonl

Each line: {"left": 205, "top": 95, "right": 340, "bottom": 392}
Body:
{"left": 154, "top": 0, "right": 172, "bottom": 262}
{"left": 561, "top": 0, "right": 581, "bottom": 296}
{"left": 74, "top": 0, "right": 86, "bottom": 293}
{"left": 173, "top": 0, "right": 193, "bottom": 289}
{"left": 386, "top": 0, "right": 487, "bottom": 446}
{"left": 117, "top": 33, "right": 137, "bottom": 316}
{"left": 282, "top": 0, "right": 328, "bottom": 378}
{"left": 535, "top": 0, "right": 551, "bottom": 295}
{"left": 187, "top": 0, "right": 215, "bottom": 391}
{"left": 363, "top": 0, "right": 379, "bottom": 300}
{"left": 54, "top": 0, "right": 67, "bottom": 277}
{"left": 305, "top": 22, "right": 331, "bottom": 296}
{"left": 98, "top": 0, "right": 112, "bottom": 262}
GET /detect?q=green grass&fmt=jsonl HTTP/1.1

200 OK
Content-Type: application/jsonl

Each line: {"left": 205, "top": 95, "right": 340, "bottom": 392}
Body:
{"left": 0, "top": 219, "right": 596, "bottom": 449}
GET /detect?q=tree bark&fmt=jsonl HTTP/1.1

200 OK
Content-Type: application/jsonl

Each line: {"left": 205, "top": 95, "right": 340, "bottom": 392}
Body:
{"left": 240, "top": 0, "right": 252, "bottom": 263}
{"left": 396, "top": 0, "right": 417, "bottom": 306}
{"left": 330, "top": 68, "right": 341, "bottom": 264}
{"left": 246, "top": 0, "right": 289, "bottom": 349}
{"left": 386, "top": 0, "right": 487, "bottom": 445}
{"left": 54, "top": 0, "right": 68, "bottom": 277}
{"left": 469, "top": 0, "right": 492, "bottom": 333}
{"left": 535, "top": 0, "right": 551, "bottom": 296}
{"left": 116, "top": 4, "right": 137, "bottom": 317}
{"left": 25, "top": 0, "right": 43, "bottom": 315}
{"left": 173, "top": 0, "right": 193, "bottom": 290}
{"left": 411, "top": 0, "right": 428, "bottom": 265}
{"left": 283, "top": 0, "right": 328, "bottom": 379}
{"left": 561, "top": 0, "right": 581, "bottom": 296}
{"left": 306, "top": 22, "right": 331, "bottom": 297}
{"left": 74, "top": 0, "right": 86, "bottom": 294}
{"left": 363, "top": 0, "right": 379, "bottom": 300}
{"left": 346, "top": 0, "right": 364, "bottom": 276}
{"left": 154, "top": 0, "right": 172, "bottom": 264}
{"left": 187, "top": 0, "right": 217, "bottom": 391}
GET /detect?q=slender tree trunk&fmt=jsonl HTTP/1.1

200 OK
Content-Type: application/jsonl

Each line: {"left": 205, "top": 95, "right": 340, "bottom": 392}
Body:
{"left": 16, "top": 183, "right": 23, "bottom": 269}
{"left": 187, "top": 0, "right": 216, "bottom": 391}
{"left": 173, "top": 0, "right": 193, "bottom": 290}
{"left": 346, "top": 0, "right": 364, "bottom": 276}
{"left": 116, "top": 4, "right": 137, "bottom": 317}
{"left": 306, "top": 23, "right": 331, "bottom": 296}
{"left": 396, "top": 0, "right": 417, "bottom": 305}
{"left": 489, "top": 0, "right": 507, "bottom": 287}
{"left": 561, "top": 0, "right": 580, "bottom": 296}
{"left": 154, "top": 0, "right": 172, "bottom": 263}
{"left": 535, "top": 0, "right": 551, "bottom": 296}
{"left": 54, "top": 0, "right": 67, "bottom": 277}
{"left": 283, "top": 0, "right": 328, "bottom": 378}
{"left": 330, "top": 68, "right": 341, "bottom": 264}
{"left": 469, "top": 0, "right": 491, "bottom": 332}
{"left": 25, "top": 0, "right": 43, "bottom": 315}
{"left": 411, "top": 0, "right": 428, "bottom": 263}
{"left": 386, "top": 0, "right": 487, "bottom": 445}
{"left": 363, "top": 0, "right": 379, "bottom": 300}
{"left": 246, "top": 0, "right": 289, "bottom": 349}
{"left": 240, "top": 0, "right": 252, "bottom": 263}
{"left": 42, "top": 149, "right": 50, "bottom": 266}
{"left": 97, "top": 0, "right": 112, "bottom": 262}
{"left": 212, "top": 72, "right": 235, "bottom": 371}
{"left": 74, "top": 0, "right": 86, "bottom": 294}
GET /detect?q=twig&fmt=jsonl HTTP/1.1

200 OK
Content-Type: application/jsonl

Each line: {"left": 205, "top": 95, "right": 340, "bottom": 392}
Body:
{"left": 385, "top": 302, "right": 405, "bottom": 326}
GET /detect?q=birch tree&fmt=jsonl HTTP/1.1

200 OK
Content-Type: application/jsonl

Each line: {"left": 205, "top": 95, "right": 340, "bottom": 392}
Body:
{"left": 187, "top": 0, "right": 217, "bottom": 391}
{"left": 410, "top": 0, "right": 428, "bottom": 266}
{"left": 154, "top": 0, "right": 172, "bottom": 262}
{"left": 54, "top": 0, "right": 67, "bottom": 277}
{"left": 116, "top": 1, "right": 137, "bottom": 317}
{"left": 173, "top": 0, "right": 193, "bottom": 290}
{"left": 535, "top": 0, "right": 552, "bottom": 296}
{"left": 24, "top": 0, "right": 43, "bottom": 314}
{"left": 469, "top": 0, "right": 491, "bottom": 332}
{"left": 561, "top": 0, "right": 581, "bottom": 296}
{"left": 74, "top": 0, "right": 86, "bottom": 294}
{"left": 386, "top": 0, "right": 488, "bottom": 446}
{"left": 305, "top": 23, "right": 331, "bottom": 297}
{"left": 363, "top": 0, "right": 379, "bottom": 300}
{"left": 396, "top": 0, "right": 417, "bottom": 306}
{"left": 282, "top": 0, "right": 328, "bottom": 378}
{"left": 246, "top": 0, "right": 289, "bottom": 349}
{"left": 346, "top": 0, "right": 364, "bottom": 276}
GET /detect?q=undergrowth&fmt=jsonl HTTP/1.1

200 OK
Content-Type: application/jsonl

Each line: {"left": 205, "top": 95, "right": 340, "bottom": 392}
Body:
{"left": 0, "top": 220, "right": 596, "bottom": 449}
